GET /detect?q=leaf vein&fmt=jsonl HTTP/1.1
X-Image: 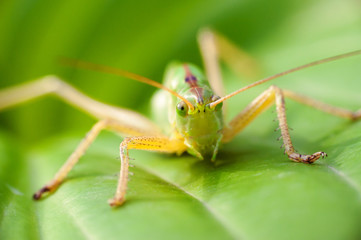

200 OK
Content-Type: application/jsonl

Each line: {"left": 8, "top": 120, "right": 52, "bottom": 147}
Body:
{"left": 135, "top": 164, "right": 243, "bottom": 240}
{"left": 327, "top": 165, "right": 361, "bottom": 200}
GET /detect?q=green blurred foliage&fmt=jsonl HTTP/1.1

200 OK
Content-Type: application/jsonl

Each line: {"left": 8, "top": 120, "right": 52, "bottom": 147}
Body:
{"left": 0, "top": 0, "right": 361, "bottom": 239}
{"left": 0, "top": 0, "right": 358, "bottom": 142}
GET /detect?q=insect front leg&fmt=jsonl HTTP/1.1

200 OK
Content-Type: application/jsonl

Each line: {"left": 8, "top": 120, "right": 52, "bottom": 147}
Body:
{"left": 0, "top": 75, "right": 171, "bottom": 205}
{"left": 222, "top": 85, "right": 327, "bottom": 163}
{"left": 109, "top": 136, "right": 186, "bottom": 207}
{"left": 33, "top": 119, "right": 140, "bottom": 200}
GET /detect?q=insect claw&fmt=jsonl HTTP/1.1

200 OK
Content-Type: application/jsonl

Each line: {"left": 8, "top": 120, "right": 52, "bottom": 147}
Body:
{"left": 108, "top": 197, "right": 125, "bottom": 207}
{"left": 33, "top": 186, "right": 51, "bottom": 200}
{"left": 274, "top": 127, "right": 280, "bottom": 132}
{"left": 277, "top": 135, "right": 283, "bottom": 141}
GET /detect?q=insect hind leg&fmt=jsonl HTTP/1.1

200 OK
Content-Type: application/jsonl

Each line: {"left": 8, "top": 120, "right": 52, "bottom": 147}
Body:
{"left": 282, "top": 89, "right": 361, "bottom": 120}
{"left": 198, "top": 28, "right": 260, "bottom": 95}
{"left": 0, "top": 75, "right": 162, "bottom": 135}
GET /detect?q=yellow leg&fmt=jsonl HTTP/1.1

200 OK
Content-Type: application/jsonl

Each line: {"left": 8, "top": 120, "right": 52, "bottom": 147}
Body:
{"left": 198, "top": 28, "right": 225, "bottom": 98}
{"left": 33, "top": 119, "right": 153, "bottom": 200}
{"left": 222, "top": 85, "right": 329, "bottom": 163}
{"left": 283, "top": 89, "right": 361, "bottom": 120}
{"left": 198, "top": 28, "right": 260, "bottom": 97}
{"left": 108, "top": 136, "right": 186, "bottom": 207}
{"left": 198, "top": 28, "right": 260, "bottom": 118}
{"left": 0, "top": 76, "right": 161, "bottom": 135}
{"left": 1, "top": 76, "right": 180, "bottom": 206}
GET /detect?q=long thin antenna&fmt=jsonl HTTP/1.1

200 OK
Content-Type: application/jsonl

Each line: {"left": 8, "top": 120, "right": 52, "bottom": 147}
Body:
{"left": 209, "top": 49, "right": 361, "bottom": 109}
{"left": 60, "top": 57, "right": 195, "bottom": 111}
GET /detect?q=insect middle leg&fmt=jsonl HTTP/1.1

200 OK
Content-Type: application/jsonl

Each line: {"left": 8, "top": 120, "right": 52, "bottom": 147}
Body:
{"left": 0, "top": 76, "right": 168, "bottom": 203}
{"left": 222, "top": 85, "right": 330, "bottom": 163}
{"left": 108, "top": 136, "right": 186, "bottom": 207}
{"left": 33, "top": 119, "right": 150, "bottom": 200}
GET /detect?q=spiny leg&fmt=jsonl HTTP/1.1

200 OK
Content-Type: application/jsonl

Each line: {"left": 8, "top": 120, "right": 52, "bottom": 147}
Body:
{"left": 274, "top": 87, "right": 327, "bottom": 163}
{"left": 222, "top": 85, "right": 327, "bottom": 163}
{"left": 108, "top": 136, "right": 186, "bottom": 207}
{"left": 0, "top": 75, "right": 161, "bottom": 135}
{"left": 33, "top": 119, "right": 152, "bottom": 200}
{"left": 0, "top": 75, "right": 171, "bottom": 204}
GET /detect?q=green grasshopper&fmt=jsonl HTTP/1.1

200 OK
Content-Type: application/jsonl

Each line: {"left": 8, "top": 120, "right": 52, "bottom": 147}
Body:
{"left": 0, "top": 29, "right": 360, "bottom": 207}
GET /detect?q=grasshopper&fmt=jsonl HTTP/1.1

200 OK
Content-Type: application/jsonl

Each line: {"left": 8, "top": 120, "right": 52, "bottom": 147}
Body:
{"left": 0, "top": 29, "right": 360, "bottom": 207}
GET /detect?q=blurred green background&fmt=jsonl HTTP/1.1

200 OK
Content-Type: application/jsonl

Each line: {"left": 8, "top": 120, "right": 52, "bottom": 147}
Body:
{"left": 1, "top": 0, "right": 360, "bottom": 141}
{"left": 1, "top": 0, "right": 361, "bottom": 240}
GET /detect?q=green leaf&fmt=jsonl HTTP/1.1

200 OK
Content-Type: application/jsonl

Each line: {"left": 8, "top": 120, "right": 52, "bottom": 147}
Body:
{"left": 1, "top": 0, "right": 361, "bottom": 239}
{"left": 2, "top": 123, "right": 361, "bottom": 240}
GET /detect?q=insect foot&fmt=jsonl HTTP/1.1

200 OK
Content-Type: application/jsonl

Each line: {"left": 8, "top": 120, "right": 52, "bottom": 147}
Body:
{"left": 288, "top": 151, "right": 327, "bottom": 164}
{"left": 108, "top": 197, "right": 125, "bottom": 207}
{"left": 33, "top": 180, "right": 62, "bottom": 200}
{"left": 33, "top": 186, "right": 52, "bottom": 200}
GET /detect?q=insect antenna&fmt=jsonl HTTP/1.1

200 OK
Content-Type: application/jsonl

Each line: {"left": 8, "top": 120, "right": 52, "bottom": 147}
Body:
{"left": 209, "top": 49, "right": 361, "bottom": 109}
{"left": 59, "top": 57, "right": 195, "bottom": 111}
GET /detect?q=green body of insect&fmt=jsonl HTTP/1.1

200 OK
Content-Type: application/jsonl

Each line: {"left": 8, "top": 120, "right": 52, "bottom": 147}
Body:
{"left": 1, "top": 28, "right": 360, "bottom": 207}
{"left": 152, "top": 63, "right": 223, "bottom": 161}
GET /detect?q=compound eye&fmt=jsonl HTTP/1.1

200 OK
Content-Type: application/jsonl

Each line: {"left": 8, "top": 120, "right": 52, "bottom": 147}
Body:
{"left": 176, "top": 101, "right": 188, "bottom": 117}
{"left": 211, "top": 95, "right": 223, "bottom": 111}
